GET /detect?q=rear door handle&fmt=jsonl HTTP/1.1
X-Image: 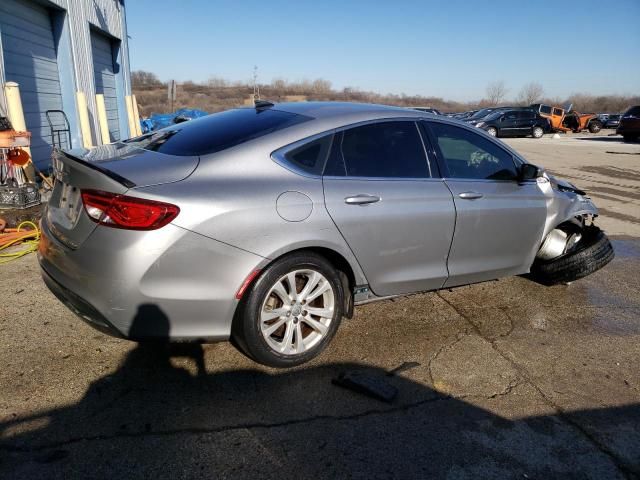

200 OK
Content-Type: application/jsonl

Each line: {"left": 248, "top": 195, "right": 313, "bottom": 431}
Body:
{"left": 458, "top": 191, "right": 483, "bottom": 200}
{"left": 344, "top": 194, "right": 381, "bottom": 205}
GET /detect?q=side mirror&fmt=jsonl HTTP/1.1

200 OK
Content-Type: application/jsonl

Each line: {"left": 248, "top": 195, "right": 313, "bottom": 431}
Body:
{"left": 519, "top": 164, "right": 543, "bottom": 181}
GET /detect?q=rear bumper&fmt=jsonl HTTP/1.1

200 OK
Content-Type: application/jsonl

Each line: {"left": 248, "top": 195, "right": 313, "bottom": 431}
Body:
{"left": 41, "top": 264, "right": 124, "bottom": 338}
{"left": 38, "top": 217, "right": 266, "bottom": 340}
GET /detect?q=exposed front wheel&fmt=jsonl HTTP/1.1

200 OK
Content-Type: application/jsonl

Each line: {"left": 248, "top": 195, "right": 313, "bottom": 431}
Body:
{"left": 486, "top": 127, "right": 498, "bottom": 137}
{"left": 588, "top": 120, "right": 602, "bottom": 133}
{"left": 531, "top": 226, "right": 614, "bottom": 285}
{"left": 232, "top": 252, "right": 344, "bottom": 368}
{"left": 532, "top": 126, "right": 544, "bottom": 138}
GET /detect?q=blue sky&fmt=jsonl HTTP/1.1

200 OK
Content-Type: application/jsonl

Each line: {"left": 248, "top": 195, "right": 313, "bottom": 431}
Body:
{"left": 126, "top": 0, "right": 640, "bottom": 101}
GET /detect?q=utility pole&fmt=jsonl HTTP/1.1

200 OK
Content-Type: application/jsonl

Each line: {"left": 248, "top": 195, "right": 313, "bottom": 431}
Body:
{"left": 252, "top": 65, "right": 260, "bottom": 105}
{"left": 168, "top": 80, "right": 177, "bottom": 112}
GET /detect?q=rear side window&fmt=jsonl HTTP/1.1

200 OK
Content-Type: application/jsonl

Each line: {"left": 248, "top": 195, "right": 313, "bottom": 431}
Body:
{"left": 428, "top": 122, "right": 518, "bottom": 181}
{"left": 124, "top": 108, "right": 311, "bottom": 156}
{"left": 279, "top": 135, "right": 333, "bottom": 175}
{"left": 324, "top": 122, "right": 430, "bottom": 178}
{"left": 540, "top": 105, "right": 552, "bottom": 114}
{"left": 553, "top": 108, "right": 564, "bottom": 116}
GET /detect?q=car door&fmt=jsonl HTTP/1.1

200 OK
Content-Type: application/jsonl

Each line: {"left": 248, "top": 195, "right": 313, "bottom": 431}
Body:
{"left": 424, "top": 121, "right": 548, "bottom": 287}
{"left": 515, "top": 111, "right": 533, "bottom": 135}
{"left": 499, "top": 111, "right": 519, "bottom": 137}
{"left": 323, "top": 120, "right": 456, "bottom": 297}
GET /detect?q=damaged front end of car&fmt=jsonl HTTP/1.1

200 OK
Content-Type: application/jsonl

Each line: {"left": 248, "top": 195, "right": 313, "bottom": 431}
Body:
{"left": 529, "top": 172, "right": 614, "bottom": 284}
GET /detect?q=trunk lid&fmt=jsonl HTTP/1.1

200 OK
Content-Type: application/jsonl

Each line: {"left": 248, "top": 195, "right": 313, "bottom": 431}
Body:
{"left": 46, "top": 145, "right": 198, "bottom": 249}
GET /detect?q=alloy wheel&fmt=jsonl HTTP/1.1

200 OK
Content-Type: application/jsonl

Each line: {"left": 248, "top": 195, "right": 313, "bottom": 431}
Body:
{"left": 260, "top": 269, "right": 335, "bottom": 355}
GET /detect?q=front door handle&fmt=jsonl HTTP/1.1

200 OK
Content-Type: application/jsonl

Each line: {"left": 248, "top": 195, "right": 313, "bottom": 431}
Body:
{"left": 458, "top": 191, "right": 483, "bottom": 200}
{"left": 344, "top": 194, "right": 381, "bottom": 205}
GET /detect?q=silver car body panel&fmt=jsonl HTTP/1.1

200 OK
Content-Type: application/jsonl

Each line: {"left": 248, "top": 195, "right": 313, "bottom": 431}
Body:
{"left": 324, "top": 176, "right": 455, "bottom": 296}
{"left": 38, "top": 102, "right": 602, "bottom": 340}
{"left": 442, "top": 178, "right": 548, "bottom": 287}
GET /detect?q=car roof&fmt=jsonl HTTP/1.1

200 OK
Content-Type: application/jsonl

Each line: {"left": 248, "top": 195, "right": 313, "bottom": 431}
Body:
{"left": 270, "top": 101, "right": 427, "bottom": 121}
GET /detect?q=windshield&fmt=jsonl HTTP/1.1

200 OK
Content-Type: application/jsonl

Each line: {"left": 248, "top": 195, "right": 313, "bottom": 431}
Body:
{"left": 483, "top": 111, "right": 504, "bottom": 121}
{"left": 468, "top": 108, "right": 494, "bottom": 120}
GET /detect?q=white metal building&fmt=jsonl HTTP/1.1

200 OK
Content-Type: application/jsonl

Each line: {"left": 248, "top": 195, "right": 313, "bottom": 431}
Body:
{"left": 0, "top": 0, "right": 132, "bottom": 168}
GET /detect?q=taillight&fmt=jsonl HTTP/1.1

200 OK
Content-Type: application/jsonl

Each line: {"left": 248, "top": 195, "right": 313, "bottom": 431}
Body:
{"left": 81, "top": 190, "right": 179, "bottom": 230}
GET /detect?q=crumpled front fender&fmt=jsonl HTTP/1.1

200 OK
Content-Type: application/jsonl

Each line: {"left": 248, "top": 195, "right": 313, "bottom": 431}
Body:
{"left": 539, "top": 175, "right": 599, "bottom": 239}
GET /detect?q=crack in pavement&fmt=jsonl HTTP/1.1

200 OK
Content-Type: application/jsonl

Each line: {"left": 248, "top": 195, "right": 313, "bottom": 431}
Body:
{"left": 0, "top": 394, "right": 453, "bottom": 453}
{"left": 435, "top": 291, "right": 638, "bottom": 479}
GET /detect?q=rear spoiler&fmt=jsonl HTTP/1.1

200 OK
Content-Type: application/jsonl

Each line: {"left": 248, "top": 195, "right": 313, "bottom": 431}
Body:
{"left": 53, "top": 148, "right": 136, "bottom": 188}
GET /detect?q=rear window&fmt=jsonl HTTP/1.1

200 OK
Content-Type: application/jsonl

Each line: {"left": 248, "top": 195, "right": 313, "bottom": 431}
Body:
{"left": 124, "top": 108, "right": 311, "bottom": 156}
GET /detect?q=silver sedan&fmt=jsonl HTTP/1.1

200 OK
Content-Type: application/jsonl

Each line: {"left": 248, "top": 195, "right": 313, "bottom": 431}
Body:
{"left": 38, "top": 102, "right": 613, "bottom": 367}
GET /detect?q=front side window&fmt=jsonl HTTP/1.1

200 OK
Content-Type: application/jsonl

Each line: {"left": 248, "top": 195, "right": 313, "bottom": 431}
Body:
{"left": 324, "top": 121, "right": 430, "bottom": 178}
{"left": 553, "top": 108, "right": 564, "bottom": 116}
{"left": 540, "top": 105, "right": 552, "bottom": 115}
{"left": 428, "top": 122, "right": 518, "bottom": 181}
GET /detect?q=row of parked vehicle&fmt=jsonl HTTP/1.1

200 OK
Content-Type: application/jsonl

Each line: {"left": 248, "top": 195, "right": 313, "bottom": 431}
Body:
{"left": 411, "top": 104, "right": 640, "bottom": 141}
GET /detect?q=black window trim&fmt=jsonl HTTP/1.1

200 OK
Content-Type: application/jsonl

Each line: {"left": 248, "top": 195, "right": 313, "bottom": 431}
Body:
{"left": 321, "top": 118, "right": 437, "bottom": 181}
{"left": 422, "top": 119, "right": 522, "bottom": 182}
{"left": 271, "top": 130, "right": 336, "bottom": 179}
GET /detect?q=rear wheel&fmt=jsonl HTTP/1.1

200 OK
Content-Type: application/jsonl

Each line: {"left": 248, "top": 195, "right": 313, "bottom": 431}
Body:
{"left": 532, "top": 126, "right": 544, "bottom": 138}
{"left": 588, "top": 120, "right": 602, "bottom": 133}
{"left": 486, "top": 127, "right": 498, "bottom": 137}
{"left": 232, "top": 252, "right": 344, "bottom": 368}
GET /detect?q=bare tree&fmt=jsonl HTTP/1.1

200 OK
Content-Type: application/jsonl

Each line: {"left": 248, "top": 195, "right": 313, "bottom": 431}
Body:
{"left": 131, "top": 70, "right": 162, "bottom": 88}
{"left": 206, "top": 76, "right": 228, "bottom": 88}
{"left": 312, "top": 78, "right": 332, "bottom": 93}
{"left": 517, "top": 82, "right": 544, "bottom": 105}
{"left": 486, "top": 81, "right": 507, "bottom": 106}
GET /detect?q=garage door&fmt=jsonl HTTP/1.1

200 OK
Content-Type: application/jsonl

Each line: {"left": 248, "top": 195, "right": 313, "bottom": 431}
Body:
{"left": 91, "top": 30, "right": 120, "bottom": 142}
{"left": 0, "top": 0, "right": 66, "bottom": 168}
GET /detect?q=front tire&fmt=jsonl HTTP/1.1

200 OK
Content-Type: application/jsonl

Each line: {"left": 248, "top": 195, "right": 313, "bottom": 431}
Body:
{"left": 588, "top": 120, "right": 602, "bottom": 133}
{"left": 232, "top": 252, "right": 344, "bottom": 368}
{"left": 532, "top": 126, "right": 544, "bottom": 138}
{"left": 531, "top": 226, "right": 614, "bottom": 285}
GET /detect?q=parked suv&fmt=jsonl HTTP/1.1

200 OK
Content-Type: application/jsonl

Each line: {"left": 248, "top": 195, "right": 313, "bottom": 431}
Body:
{"left": 617, "top": 106, "right": 640, "bottom": 142}
{"left": 475, "top": 109, "right": 549, "bottom": 138}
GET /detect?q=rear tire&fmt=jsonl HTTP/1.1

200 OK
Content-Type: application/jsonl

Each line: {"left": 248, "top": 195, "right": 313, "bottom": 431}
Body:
{"left": 531, "top": 226, "right": 614, "bottom": 285}
{"left": 532, "top": 126, "right": 544, "bottom": 138}
{"left": 588, "top": 120, "right": 602, "bottom": 133}
{"left": 232, "top": 252, "right": 344, "bottom": 368}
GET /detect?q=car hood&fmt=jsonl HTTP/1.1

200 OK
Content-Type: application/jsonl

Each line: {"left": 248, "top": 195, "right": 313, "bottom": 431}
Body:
{"left": 547, "top": 173, "right": 586, "bottom": 196}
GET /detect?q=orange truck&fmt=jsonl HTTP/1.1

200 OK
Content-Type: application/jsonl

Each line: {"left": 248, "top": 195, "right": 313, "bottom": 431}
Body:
{"left": 531, "top": 103, "right": 603, "bottom": 134}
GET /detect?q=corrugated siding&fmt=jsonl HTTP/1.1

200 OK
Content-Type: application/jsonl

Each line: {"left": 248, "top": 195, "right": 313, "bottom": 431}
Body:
{"left": 59, "top": 0, "right": 130, "bottom": 142}
{"left": 0, "top": 0, "right": 131, "bottom": 153}
{"left": 91, "top": 30, "right": 120, "bottom": 141}
{"left": 0, "top": 0, "right": 67, "bottom": 167}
